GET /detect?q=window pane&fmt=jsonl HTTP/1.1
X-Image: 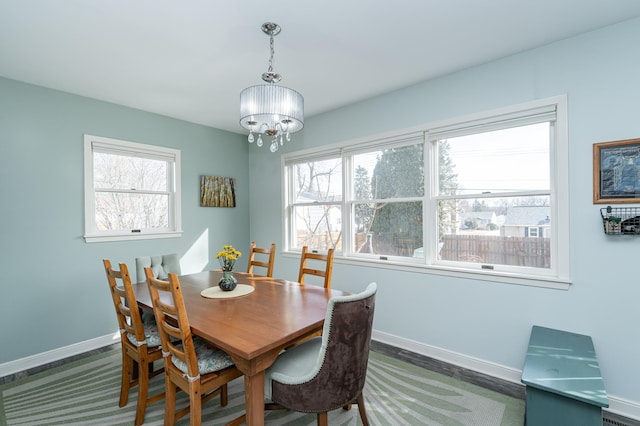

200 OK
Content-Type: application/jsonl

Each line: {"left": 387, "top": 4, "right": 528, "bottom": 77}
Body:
{"left": 440, "top": 123, "right": 550, "bottom": 195}
{"left": 95, "top": 192, "right": 169, "bottom": 230}
{"left": 363, "top": 144, "right": 424, "bottom": 199}
{"left": 292, "top": 205, "right": 341, "bottom": 250}
{"left": 354, "top": 201, "right": 422, "bottom": 257}
{"left": 94, "top": 152, "right": 168, "bottom": 191}
{"left": 293, "top": 158, "right": 342, "bottom": 202}
{"left": 438, "top": 196, "right": 550, "bottom": 268}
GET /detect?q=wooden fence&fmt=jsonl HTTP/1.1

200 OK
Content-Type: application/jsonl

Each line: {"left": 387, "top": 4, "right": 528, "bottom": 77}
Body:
{"left": 440, "top": 234, "right": 550, "bottom": 268}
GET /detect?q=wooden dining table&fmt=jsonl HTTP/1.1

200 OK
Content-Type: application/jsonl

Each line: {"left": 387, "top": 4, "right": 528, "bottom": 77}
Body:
{"left": 133, "top": 270, "right": 347, "bottom": 426}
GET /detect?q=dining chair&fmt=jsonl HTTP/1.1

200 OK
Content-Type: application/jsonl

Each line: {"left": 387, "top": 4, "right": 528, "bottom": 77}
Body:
{"left": 103, "top": 259, "right": 165, "bottom": 426}
{"left": 246, "top": 242, "right": 276, "bottom": 277}
{"left": 135, "top": 253, "right": 181, "bottom": 283}
{"left": 144, "top": 269, "right": 243, "bottom": 426}
{"left": 297, "top": 246, "right": 335, "bottom": 289}
{"left": 263, "top": 282, "right": 377, "bottom": 426}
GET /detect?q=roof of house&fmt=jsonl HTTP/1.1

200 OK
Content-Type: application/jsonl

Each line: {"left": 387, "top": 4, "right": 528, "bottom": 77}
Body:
{"left": 503, "top": 206, "right": 551, "bottom": 226}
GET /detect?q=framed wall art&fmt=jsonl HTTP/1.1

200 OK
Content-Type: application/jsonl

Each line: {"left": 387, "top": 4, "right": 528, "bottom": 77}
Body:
{"left": 200, "top": 175, "right": 236, "bottom": 207}
{"left": 593, "top": 137, "right": 640, "bottom": 204}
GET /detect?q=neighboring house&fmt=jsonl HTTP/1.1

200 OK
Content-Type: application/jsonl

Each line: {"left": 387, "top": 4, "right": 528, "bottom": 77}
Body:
{"left": 501, "top": 206, "right": 551, "bottom": 238}
{"left": 460, "top": 211, "right": 498, "bottom": 230}
{"left": 295, "top": 192, "right": 341, "bottom": 233}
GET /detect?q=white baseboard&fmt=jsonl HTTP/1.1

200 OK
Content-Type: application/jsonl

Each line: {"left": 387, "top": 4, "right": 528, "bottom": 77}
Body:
{"left": 372, "top": 329, "right": 640, "bottom": 422}
{"left": 0, "top": 333, "right": 120, "bottom": 378}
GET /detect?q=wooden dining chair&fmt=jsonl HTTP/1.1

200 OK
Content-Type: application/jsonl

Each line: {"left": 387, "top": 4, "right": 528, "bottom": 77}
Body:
{"left": 103, "top": 259, "right": 165, "bottom": 426}
{"left": 264, "top": 282, "right": 377, "bottom": 426}
{"left": 246, "top": 242, "right": 276, "bottom": 277}
{"left": 297, "top": 246, "right": 335, "bottom": 289}
{"left": 144, "top": 269, "right": 243, "bottom": 426}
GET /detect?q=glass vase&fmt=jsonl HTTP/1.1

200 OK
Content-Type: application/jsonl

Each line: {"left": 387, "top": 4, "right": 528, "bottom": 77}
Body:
{"left": 218, "top": 270, "right": 238, "bottom": 291}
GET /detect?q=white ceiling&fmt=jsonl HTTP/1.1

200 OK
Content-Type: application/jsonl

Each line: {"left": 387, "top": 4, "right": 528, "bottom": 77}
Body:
{"left": 2, "top": 1, "right": 640, "bottom": 135}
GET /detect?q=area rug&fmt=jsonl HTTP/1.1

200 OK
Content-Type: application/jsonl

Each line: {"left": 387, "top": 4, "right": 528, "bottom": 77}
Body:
{"left": 0, "top": 348, "right": 524, "bottom": 425}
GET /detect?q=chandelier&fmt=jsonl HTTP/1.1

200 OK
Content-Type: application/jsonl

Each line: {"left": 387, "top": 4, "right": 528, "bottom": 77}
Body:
{"left": 239, "top": 22, "right": 304, "bottom": 153}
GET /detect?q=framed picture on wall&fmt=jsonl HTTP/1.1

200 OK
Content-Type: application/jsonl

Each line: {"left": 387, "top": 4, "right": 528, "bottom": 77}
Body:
{"left": 200, "top": 175, "right": 236, "bottom": 207}
{"left": 593, "top": 137, "right": 640, "bottom": 204}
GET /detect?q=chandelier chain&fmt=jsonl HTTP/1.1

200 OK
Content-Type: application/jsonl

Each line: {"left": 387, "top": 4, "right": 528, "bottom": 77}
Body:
{"left": 267, "top": 34, "right": 275, "bottom": 74}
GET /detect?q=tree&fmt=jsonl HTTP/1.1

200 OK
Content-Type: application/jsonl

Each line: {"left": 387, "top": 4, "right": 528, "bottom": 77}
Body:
{"left": 354, "top": 165, "right": 373, "bottom": 232}
{"left": 438, "top": 140, "right": 458, "bottom": 238}
{"left": 369, "top": 144, "right": 424, "bottom": 250}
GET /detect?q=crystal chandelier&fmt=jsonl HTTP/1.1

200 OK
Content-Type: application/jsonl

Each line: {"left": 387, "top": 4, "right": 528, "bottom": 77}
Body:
{"left": 239, "top": 22, "right": 304, "bottom": 153}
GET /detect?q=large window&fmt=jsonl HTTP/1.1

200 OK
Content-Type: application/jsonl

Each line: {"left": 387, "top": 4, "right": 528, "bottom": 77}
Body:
{"left": 84, "top": 134, "right": 182, "bottom": 243}
{"left": 284, "top": 97, "right": 569, "bottom": 287}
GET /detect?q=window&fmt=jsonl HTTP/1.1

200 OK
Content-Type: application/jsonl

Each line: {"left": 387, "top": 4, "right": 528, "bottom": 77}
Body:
{"left": 84, "top": 134, "right": 182, "bottom": 243}
{"left": 284, "top": 97, "right": 569, "bottom": 287}
{"left": 286, "top": 156, "right": 343, "bottom": 250}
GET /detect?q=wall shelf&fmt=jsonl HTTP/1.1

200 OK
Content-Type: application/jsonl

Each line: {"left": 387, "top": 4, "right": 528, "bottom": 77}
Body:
{"left": 600, "top": 206, "right": 640, "bottom": 235}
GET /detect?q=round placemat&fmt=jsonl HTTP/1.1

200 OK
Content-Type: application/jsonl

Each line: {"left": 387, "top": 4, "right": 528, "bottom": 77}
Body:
{"left": 200, "top": 284, "right": 255, "bottom": 299}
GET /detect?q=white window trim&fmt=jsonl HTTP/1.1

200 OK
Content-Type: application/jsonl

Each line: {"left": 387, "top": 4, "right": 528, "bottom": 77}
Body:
{"left": 282, "top": 96, "right": 570, "bottom": 290}
{"left": 83, "top": 134, "right": 182, "bottom": 243}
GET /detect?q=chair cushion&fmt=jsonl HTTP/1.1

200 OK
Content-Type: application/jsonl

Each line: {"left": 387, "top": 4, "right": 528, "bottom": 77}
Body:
{"left": 171, "top": 337, "right": 235, "bottom": 376}
{"left": 126, "top": 316, "right": 162, "bottom": 348}
{"left": 264, "top": 336, "right": 323, "bottom": 401}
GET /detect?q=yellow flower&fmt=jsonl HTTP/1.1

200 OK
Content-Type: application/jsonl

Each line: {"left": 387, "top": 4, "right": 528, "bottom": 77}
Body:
{"left": 217, "top": 245, "right": 242, "bottom": 271}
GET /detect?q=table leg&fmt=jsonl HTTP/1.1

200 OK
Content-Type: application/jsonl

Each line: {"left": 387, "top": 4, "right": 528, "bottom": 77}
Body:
{"left": 244, "top": 371, "right": 265, "bottom": 426}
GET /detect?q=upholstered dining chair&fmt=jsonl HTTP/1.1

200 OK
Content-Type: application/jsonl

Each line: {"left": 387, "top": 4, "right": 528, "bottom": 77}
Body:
{"left": 246, "top": 242, "right": 276, "bottom": 277}
{"left": 103, "top": 259, "right": 165, "bottom": 426}
{"left": 135, "top": 253, "right": 181, "bottom": 283}
{"left": 145, "top": 269, "right": 243, "bottom": 426}
{"left": 297, "top": 246, "right": 335, "bottom": 289}
{"left": 263, "top": 282, "right": 377, "bottom": 426}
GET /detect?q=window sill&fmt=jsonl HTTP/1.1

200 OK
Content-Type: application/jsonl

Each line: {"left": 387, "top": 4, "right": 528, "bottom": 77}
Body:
{"left": 84, "top": 231, "right": 183, "bottom": 243}
{"left": 283, "top": 251, "right": 571, "bottom": 290}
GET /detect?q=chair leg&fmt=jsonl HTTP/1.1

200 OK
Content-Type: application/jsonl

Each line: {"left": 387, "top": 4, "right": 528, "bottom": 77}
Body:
{"left": 357, "top": 393, "right": 369, "bottom": 426}
{"left": 220, "top": 383, "right": 228, "bottom": 406}
{"left": 134, "top": 359, "right": 150, "bottom": 426}
{"left": 119, "top": 351, "right": 131, "bottom": 407}
{"left": 165, "top": 376, "right": 177, "bottom": 426}
{"left": 189, "top": 382, "right": 202, "bottom": 426}
{"left": 317, "top": 412, "right": 328, "bottom": 426}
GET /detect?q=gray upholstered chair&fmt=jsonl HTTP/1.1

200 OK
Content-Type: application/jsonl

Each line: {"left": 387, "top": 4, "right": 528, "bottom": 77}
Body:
{"left": 135, "top": 253, "right": 181, "bottom": 283}
{"left": 263, "top": 282, "right": 377, "bottom": 426}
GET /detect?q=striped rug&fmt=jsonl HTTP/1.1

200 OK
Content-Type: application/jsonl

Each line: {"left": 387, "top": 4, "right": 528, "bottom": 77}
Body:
{"left": 0, "top": 348, "right": 524, "bottom": 425}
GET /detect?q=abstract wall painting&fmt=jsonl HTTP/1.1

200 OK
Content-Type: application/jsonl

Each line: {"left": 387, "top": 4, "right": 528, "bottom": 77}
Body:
{"left": 200, "top": 175, "right": 236, "bottom": 207}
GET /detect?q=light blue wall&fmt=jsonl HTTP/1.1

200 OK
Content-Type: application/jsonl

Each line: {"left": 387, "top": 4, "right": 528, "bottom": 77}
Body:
{"left": 249, "top": 18, "right": 640, "bottom": 408}
{"left": 0, "top": 78, "right": 249, "bottom": 363}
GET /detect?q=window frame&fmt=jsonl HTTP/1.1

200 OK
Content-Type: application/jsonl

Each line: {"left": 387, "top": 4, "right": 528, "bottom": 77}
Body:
{"left": 282, "top": 96, "right": 570, "bottom": 289}
{"left": 83, "top": 134, "right": 182, "bottom": 243}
